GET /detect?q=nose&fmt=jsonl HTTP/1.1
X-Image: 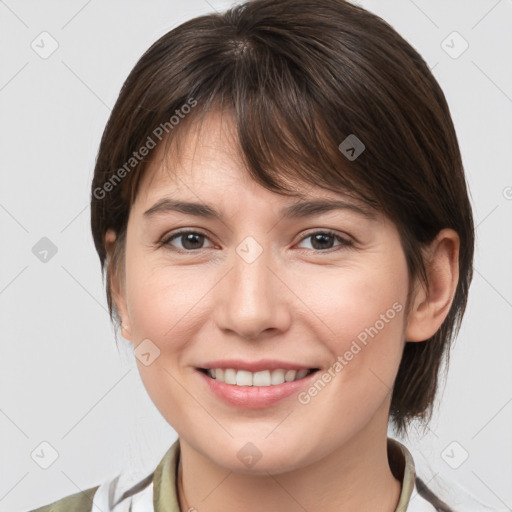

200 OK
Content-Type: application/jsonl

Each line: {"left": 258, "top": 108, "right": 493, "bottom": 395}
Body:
{"left": 213, "top": 243, "right": 292, "bottom": 341}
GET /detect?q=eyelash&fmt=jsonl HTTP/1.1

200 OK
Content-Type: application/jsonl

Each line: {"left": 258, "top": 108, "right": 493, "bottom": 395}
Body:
{"left": 160, "top": 229, "right": 354, "bottom": 254}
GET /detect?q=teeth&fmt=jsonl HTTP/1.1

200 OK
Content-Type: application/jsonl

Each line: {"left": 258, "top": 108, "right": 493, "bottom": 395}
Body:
{"left": 224, "top": 368, "right": 236, "bottom": 384}
{"left": 272, "top": 369, "right": 286, "bottom": 385}
{"left": 205, "top": 368, "right": 312, "bottom": 386}
{"left": 296, "top": 369, "right": 310, "bottom": 380}
{"left": 285, "top": 369, "right": 297, "bottom": 382}
{"left": 236, "top": 370, "right": 253, "bottom": 386}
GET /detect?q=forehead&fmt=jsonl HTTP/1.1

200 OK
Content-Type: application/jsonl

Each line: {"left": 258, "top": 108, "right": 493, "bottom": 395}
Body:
{"left": 139, "top": 109, "right": 245, "bottom": 194}
{"left": 134, "top": 109, "right": 370, "bottom": 212}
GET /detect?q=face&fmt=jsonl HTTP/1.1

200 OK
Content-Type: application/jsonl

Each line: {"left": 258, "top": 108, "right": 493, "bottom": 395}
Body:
{"left": 111, "top": 110, "right": 413, "bottom": 474}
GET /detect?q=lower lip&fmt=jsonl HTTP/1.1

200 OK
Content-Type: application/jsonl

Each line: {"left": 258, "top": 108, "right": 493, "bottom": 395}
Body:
{"left": 197, "top": 369, "right": 319, "bottom": 409}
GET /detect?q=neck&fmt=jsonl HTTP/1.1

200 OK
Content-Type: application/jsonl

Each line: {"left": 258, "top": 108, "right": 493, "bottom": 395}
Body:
{"left": 177, "top": 415, "right": 401, "bottom": 512}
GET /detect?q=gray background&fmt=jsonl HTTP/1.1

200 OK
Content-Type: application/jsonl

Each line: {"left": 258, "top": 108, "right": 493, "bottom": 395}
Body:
{"left": 1, "top": 0, "right": 511, "bottom": 510}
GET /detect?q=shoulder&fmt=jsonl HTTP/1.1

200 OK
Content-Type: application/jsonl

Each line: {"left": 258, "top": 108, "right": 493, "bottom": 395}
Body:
{"left": 26, "top": 472, "right": 155, "bottom": 512}
{"left": 26, "top": 485, "right": 100, "bottom": 512}
{"left": 25, "top": 440, "right": 180, "bottom": 512}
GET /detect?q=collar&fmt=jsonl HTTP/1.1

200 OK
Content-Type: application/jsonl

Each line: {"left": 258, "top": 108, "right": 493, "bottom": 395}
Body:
{"left": 152, "top": 437, "right": 417, "bottom": 512}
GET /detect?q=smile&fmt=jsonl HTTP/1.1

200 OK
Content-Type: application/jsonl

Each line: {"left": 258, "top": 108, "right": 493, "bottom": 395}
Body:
{"left": 197, "top": 367, "right": 320, "bottom": 408}
{"left": 200, "top": 368, "right": 318, "bottom": 386}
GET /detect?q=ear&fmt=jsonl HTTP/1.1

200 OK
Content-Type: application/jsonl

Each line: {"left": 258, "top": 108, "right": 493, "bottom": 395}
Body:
{"left": 405, "top": 228, "right": 460, "bottom": 342}
{"left": 105, "top": 229, "right": 132, "bottom": 341}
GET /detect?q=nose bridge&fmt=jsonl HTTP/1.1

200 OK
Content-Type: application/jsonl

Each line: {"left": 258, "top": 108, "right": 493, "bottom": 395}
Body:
{"left": 232, "top": 235, "right": 274, "bottom": 312}
{"left": 233, "top": 237, "right": 271, "bottom": 301}
{"left": 213, "top": 235, "right": 289, "bottom": 339}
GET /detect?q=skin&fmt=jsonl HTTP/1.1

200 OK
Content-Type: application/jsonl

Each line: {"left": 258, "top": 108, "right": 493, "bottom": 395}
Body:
{"left": 105, "top": 110, "right": 460, "bottom": 512}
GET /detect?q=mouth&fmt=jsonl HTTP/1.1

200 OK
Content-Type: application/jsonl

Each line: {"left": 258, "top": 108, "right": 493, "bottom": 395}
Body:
{"left": 198, "top": 367, "right": 320, "bottom": 387}
{"left": 196, "top": 366, "right": 321, "bottom": 408}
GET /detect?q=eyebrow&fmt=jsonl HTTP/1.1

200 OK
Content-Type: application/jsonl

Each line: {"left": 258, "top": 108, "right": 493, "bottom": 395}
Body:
{"left": 143, "top": 198, "right": 375, "bottom": 221}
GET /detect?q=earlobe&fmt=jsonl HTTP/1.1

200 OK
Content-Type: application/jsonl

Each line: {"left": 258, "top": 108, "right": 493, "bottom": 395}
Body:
{"left": 120, "top": 322, "right": 132, "bottom": 340}
{"left": 405, "top": 229, "right": 460, "bottom": 342}
{"left": 104, "top": 229, "right": 132, "bottom": 341}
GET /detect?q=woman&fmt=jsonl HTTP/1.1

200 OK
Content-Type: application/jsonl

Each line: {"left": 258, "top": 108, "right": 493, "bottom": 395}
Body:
{"left": 30, "top": 0, "right": 474, "bottom": 510}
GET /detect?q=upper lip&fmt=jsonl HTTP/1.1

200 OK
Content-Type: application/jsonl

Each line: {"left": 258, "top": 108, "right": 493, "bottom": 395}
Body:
{"left": 198, "top": 359, "right": 319, "bottom": 372}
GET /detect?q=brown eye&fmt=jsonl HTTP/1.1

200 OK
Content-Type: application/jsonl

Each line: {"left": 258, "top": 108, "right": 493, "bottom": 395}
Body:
{"left": 297, "top": 231, "right": 353, "bottom": 252}
{"left": 163, "top": 231, "right": 213, "bottom": 251}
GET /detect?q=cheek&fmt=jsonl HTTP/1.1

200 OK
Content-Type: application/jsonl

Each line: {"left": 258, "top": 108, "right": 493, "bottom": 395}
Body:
{"left": 307, "top": 258, "right": 409, "bottom": 387}
{"left": 289, "top": 262, "right": 408, "bottom": 441}
{"left": 122, "top": 252, "right": 209, "bottom": 414}
{"left": 308, "top": 259, "right": 408, "bottom": 342}
{"left": 124, "top": 252, "right": 208, "bottom": 342}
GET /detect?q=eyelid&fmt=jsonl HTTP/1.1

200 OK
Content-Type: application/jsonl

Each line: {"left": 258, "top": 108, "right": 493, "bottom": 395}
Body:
{"left": 160, "top": 228, "right": 215, "bottom": 250}
{"left": 295, "top": 229, "right": 354, "bottom": 250}
{"left": 298, "top": 228, "right": 352, "bottom": 242}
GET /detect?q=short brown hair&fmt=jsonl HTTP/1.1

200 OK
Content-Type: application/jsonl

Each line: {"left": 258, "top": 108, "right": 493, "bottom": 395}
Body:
{"left": 90, "top": 0, "right": 474, "bottom": 433}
